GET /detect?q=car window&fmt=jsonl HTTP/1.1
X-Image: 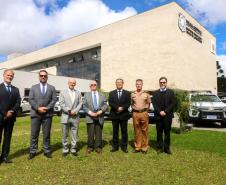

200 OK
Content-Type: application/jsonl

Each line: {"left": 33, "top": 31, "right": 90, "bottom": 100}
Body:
{"left": 191, "top": 95, "right": 221, "bottom": 102}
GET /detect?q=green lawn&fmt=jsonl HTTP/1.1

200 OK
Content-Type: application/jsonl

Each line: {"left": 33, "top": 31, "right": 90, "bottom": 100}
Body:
{"left": 0, "top": 116, "right": 226, "bottom": 185}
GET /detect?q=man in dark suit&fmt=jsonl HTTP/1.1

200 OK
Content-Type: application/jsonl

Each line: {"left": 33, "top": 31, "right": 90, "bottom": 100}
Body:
{"left": 152, "top": 77, "right": 176, "bottom": 154}
{"left": 0, "top": 69, "right": 21, "bottom": 163}
{"left": 28, "top": 70, "right": 57, "bottom": 159}
{"left": 83, "top": 80, "right": 107, "bottom": 154}
{"left": 109, "top": 79, "right": 131, "bottom": 153}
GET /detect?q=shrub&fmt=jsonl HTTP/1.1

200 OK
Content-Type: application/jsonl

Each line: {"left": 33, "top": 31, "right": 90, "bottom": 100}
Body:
{"left": 173, "top": 89, "right": 189, "bottom": 133}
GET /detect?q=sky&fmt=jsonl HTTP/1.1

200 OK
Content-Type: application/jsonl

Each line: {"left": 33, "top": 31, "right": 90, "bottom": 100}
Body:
{"left": 0, "top": 0, "right": 226, "bottom": 72}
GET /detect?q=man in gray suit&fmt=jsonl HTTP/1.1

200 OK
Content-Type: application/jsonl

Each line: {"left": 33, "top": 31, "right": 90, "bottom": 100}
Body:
{"left": 28, "top": 70, "right": 57, "bottom": 159}
{"left": 83, "top": 80, "right": 107, "bottom": 154}
{"left": 59, "top": 78, "right": 82, "bottom": 157}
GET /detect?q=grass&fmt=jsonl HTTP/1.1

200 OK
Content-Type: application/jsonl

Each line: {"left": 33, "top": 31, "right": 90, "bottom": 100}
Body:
{"left": 0, "top": 116, "right": 226, "bottom": 185}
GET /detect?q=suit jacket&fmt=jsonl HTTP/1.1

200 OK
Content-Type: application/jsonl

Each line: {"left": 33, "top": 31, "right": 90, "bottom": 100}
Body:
{"left": 83, "top": 91, "right": 107, "bottom": 125}
{"left": 29, "top": 83, "right": 57, "bottom": 118}
{"left": 152, "top": 89, "right": 176, "bottom": 119}
{"left": 108, "top": 89, "right": 131, "bottom": 120}
{"left": 0, "top": 83, "right": 21, "bottom": 124}
{"left": 59, "top": 89, "right": 83, "bottom": 123}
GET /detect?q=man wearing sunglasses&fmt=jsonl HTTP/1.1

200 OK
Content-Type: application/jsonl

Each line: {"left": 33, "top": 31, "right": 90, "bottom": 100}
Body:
{"left": 28, "top": 70, "right": 57, "bottom": 159}
{"left": 83, "top": 80, "right": 107, "bottom": 154}
{"left": 152, "top": 77, "right": 176, "bottom": 154}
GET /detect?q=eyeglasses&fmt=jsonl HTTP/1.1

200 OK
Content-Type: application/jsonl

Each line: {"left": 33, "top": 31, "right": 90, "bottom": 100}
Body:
{"left": 91, "top": 84, "right": 97, "bottom": 86}
{"left": 159, "top": 81, "right": 166, "bottom": 84}
{"left": 40, "top": 75, "right": 47, "bottom": 77}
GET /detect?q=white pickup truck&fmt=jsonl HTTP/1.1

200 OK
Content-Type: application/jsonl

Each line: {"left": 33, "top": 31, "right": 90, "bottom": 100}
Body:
{"left": 188, "top": 92, "right": 226, "bottom": 127}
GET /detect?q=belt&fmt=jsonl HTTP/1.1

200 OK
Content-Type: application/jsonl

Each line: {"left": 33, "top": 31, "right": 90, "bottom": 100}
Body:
{"left": 132, "top": 108, "right": 148, "bottom": 113}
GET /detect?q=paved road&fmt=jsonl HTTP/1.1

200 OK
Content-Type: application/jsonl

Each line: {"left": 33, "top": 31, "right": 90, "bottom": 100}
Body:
{"left": 172, "top": 116, "right": 226, "bottom": 132}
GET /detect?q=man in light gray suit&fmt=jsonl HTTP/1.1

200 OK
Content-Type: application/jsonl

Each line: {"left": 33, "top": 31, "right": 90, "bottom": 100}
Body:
{"left": 28, "top": 70, "right": 57, "bottom": 160}
{"left": 83, "top": 80, "right": 107, "bottom": 154}
{"left": 59, "top": 78, "right": 82, "bottom": 157}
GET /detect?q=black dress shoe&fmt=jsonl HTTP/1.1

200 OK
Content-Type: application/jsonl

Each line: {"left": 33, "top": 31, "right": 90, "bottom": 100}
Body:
{"left": 164, "top": 149, "right": 172, "bottom": 155}
{"left": 1, "top": 158, "right": 12, "bottom": 163}
{"left": 132, "top": 150, "right": 140, "bottom": 153}
{"left": 141, "top": 150, "right": 147, "bottom": 154}
{"left": 121, "top": 148, "right": 128, "bottom": 153}
{"left": 62, "top": 153, "right": 68, "bottom": 157}
{"left": 96, "top": 148, "right": 102, "bottom": 154}
{"left": 28, "top": 153, "right": 36, "bottom": 160}
{"left": 71, "top": 152, "right": 78, "bottom": 156}
{"left": 110, "top": 148, "right": 118, "bottom": 152}
{"left": 157, "top": 149, "right": 164, "bottom": 155}
{"left": 44, "top": 153, "right": 52, "bottom": 158}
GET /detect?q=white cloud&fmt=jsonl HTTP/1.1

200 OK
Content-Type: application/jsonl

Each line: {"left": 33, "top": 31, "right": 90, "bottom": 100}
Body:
{"left": 0, "top": 0, "right": 137, "bottom": 55}
{"left": 217, "top": 55, "right": 226, "bottom": 75}
{"left": 183, "top": 0, "right": 226, "bottom": 26}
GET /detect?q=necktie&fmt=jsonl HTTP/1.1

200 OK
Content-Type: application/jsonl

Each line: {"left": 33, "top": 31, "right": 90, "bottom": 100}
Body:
{"left": 41, "top": 85, "right": 45, "bottom": 96}
{"left": 118, "top": 90, "right": 121, "bottom": 99}
{"left": 6, "top": 85, "right": 11, "bottom": 93}
{"left": 93, "top": 92, "right": 98, "bottom": 111}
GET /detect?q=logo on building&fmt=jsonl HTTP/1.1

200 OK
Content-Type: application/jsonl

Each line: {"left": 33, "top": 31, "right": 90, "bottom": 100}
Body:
{"left": 178, "top": 13, "right": 186, "bottom": 32}
{"left": 178, "top": 13, "right": 203, "bottom": 43}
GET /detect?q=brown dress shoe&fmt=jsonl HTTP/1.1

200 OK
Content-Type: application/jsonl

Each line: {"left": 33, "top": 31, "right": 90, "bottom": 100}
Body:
{"left": 86, "top": 149, "right": 92, "bottom": 154}
{"left": 96, "top": 148, "right": 102, "bottom": 154}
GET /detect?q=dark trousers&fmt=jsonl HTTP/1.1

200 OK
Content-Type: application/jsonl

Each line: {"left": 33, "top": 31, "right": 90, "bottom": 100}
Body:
{"left": 87, "top": 120, "right": 103, "bottom": 150}
{"left": 30, "top": 117, "right": 52, "bottom": 154}
{"left": 0, "top": 119, "right": 14, "bottom": 159}
{"left": 156, "top": 117, "right": 172, "bottom": 150}
{"left": 112, "top": 119, "right": 128, "bottom": 149}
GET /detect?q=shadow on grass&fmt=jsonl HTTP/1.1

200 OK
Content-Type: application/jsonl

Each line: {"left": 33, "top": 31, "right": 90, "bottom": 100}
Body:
{"left": 9, "top": 142, "right": 62, "bottom": 159}
{"left": 171, "top": 127, "right": 181, "bottom": 134}
{"left": 9, "top": 139, "right": 110, "bottom": 160}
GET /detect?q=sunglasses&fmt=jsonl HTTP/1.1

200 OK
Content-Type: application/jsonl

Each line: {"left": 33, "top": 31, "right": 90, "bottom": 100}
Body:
{"left": 159, "top": 81, "right": 166, "bottom": 84}
{"left": 40, "top": 75, "right": 47, "bottom": 77}
{"left": 91, "top": 84, "right": 97, "bottom": 86}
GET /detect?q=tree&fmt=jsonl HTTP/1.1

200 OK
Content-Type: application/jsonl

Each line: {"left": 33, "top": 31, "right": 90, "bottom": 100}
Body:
{"left": 216, "top": 61, "right": 224, "bottom": 77}
{"left": 217, "top": 61, "right": 226, "bottom": 95}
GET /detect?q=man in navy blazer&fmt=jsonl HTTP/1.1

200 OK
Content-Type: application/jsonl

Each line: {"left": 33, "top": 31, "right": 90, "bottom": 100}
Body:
{"left": 0, "top": 69, "right": 21, "bottom": 163}
{"left": 152, "top": 77, "right": 176, "bottom": 154}
{"left": 108, "top": 79, "right": 131, "bottom": 153}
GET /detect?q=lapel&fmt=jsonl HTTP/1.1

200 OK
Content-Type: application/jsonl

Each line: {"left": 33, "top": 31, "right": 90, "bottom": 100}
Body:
{"left": 165, "top": 89, "right": 170, "bottom": 103}
{"left": 1, "top": 83, "right": 13, "bottom": 97}
{"left": 0, "top": 83, "right": 8, "bottom": 94}
{"left": 98, "top": 92, "right": 102, "bottom": 106}
{"left": 89, "top": 91, "right": 95, "bottom": 110}
{"left": 38, "top": 84, "right": 43, "bottom": 96}
{"left": 45, "top": 84, "right": 50, "bottom": 97}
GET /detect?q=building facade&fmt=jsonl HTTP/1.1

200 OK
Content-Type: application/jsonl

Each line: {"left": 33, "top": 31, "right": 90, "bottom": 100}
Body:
{"left": 0, "top": 2, "right": 217, "bottom": 92}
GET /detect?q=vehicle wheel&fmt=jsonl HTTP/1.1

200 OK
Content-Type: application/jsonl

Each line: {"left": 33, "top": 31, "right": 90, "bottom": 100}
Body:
{"left": 221, "top": 121, "right": 226, "bottom": 128}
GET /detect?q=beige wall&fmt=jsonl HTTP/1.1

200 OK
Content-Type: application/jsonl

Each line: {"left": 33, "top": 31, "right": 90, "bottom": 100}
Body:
{"left": 0, "top": 2, "right": 216, "bottom": 92}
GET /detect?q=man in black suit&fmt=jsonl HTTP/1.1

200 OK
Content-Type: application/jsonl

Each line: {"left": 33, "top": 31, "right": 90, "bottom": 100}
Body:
{"left": 109, "top": 79, "right": 131, "bottom": 153}
{"left": 152, "top": 77, "right": 176, "bottom": 154}
{"left": 0, "top": 69, "right": 21, "bottom": 163}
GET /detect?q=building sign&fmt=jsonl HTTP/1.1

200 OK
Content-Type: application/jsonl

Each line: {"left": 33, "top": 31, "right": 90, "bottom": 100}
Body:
{"left": 178, "top": 13, "right": 202, "bottom": 43}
